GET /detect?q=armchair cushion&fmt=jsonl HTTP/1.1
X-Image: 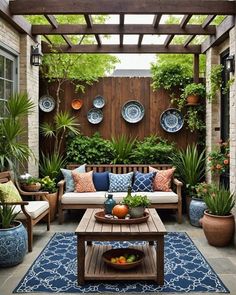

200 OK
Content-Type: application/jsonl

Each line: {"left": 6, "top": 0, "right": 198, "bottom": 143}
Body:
{"left": 13, "top": 201, "right": 49, "bottom": 220}
{"left": 0, "top": 180, "right": 22, "bottom": 202}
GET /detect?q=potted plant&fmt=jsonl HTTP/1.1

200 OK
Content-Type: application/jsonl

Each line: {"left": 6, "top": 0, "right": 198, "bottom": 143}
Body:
{"left": 200, "top": 185, "right": 235, "bottom": 247}
{"left": 0, "top": 194, "right": 27, "bottom": 267}
{"left": 122, "top": 194, "right": 151, "bottom": 218}
{"left": 40, "top": 176, "right": 58, "bottom": 221}
{"left": 183, "top": 83, "right": 205, "bottom": 105}
{"left": 20, "top": 176, "right": 41, "bottom": 192}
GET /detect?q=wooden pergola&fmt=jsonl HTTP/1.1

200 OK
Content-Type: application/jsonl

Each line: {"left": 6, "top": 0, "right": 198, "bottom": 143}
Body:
{"left": 1, "top": 0, "right": 236, "bottom": 80}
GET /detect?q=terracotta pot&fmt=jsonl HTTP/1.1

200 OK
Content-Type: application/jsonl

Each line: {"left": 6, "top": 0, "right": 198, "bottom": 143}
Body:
{"left": 21, "top": 183, "right": 41, "bottom": 192}
{"left": 186, "top": 95, "right": 200, "bottom": 105}
{"left": 200, "top": 210, "right": 235, "bottom": 247}
{"left": 45, "top": 191, "right": 58, "bottom": 221}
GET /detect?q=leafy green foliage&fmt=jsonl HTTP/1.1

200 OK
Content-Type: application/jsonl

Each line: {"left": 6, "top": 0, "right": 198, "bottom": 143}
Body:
{"left": 185, "top": 107, "right": 205, "bottom": 133}
{"left": 66, "top": 133, "right": 114, "bottom": 164}
{"left": 0, "top": 93, "right": 35, "bottom": 172}
{"left": 24, "top": 177, "right": 41, "bottom": 185}
{"left": 131, "top": 135, "right": 175, "bottom": 164}
{"left": 39, "top": 152, "right": 66, "bottom": 180}
{"left": 208, "top": 65, "right": 223, "bottom": 101}
{"left": 208, "top": 141, "right": 229, "bottom": 175}
{"left": 111, "top": 135, "right": 136, "bottom": 164}
{"left": 204, "top": 185, "right": 235, "bottom": 216}
{"left": 0, "top": 195, "right": 19, "bottom": 229}
{"left": 122, "top": 194, "right": 151, "bottom": 208}
{"left": 40, "top": 176, "right": 57, "bottom": 194}
{"left": 183, "top": 83, "right": 205, "bottom": 98}
{"left": 151, "top": 62, "right": 191, "bottom": 91}
{"left": 171, "top": 145, "right": 205, "bottom": 196}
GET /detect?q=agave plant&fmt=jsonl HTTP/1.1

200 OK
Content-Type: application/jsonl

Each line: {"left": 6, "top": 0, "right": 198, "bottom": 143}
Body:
{"left": 0, "top": 93, "right": 35, "bottom": 172}
{"left": 171, "top": 144, "right": 205, "bottom": 196}
{"left": 204, "top": 185, "right": 235, "bottom": 216}
{"left": 111, "top": 135, "right": 136, "bottom": 164}
{"left": 39, "top": 152, "right": 66, "bottom": 180}
{"left": 40, "top": 111, "right": 80, "bottom": 155}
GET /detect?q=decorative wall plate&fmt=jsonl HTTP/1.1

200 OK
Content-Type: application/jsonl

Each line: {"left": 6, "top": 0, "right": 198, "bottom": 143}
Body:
{"left": 121, "top": 100, "right": 145, "bottom": 123}
{"left": 87, "top": 108, "right": 103, "bottom": 124}
{"left": 93, "top": 95, "right": 105, "bottom": 109}
{"left": 71, "top": 99, "right": 83, "bottom": 110}
{"left": 39, "top": 95, "right": 55, "bottom": 112}
{"left": 160, "top": 108, "right": 184, "bottom": 133}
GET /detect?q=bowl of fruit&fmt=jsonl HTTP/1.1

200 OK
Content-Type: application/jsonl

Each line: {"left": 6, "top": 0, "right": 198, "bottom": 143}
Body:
{"left": 102, "top": 248, "right": 144, "bottom": 270}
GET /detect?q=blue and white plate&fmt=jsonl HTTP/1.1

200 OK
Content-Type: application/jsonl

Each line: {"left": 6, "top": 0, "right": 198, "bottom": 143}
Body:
{"left": 87, "top": 108, "right": 103, "bottom": 124}
{"left": 160, "top": 108, "right": 184, "bottom": 133}
{"left": 121, "top": 100, "right": 145, "bottom": 123}
{"left": 93, "top": 95, "right": 105, "bottom": 109}
{"left": 39, "top": 95, "right": 55, "bottom": 112}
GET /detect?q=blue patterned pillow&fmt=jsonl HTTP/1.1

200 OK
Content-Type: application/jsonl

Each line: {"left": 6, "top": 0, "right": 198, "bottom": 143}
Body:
{"left": 132, "top": 171, "right": 156, "bottom": 192}
{"left": 108, "top": 172, "right": 133, "bottom": 192}
{"left": 61, "top": 164, "right": 86, "bottom": 192}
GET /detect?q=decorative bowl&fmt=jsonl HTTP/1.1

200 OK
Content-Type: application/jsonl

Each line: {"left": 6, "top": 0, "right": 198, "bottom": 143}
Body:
{"left": 121, "top": 100, "right": 145, "bottom": 123}
{"left": 93, "top": 95, "right": 105, "bottom": 109}
{"left": 102, "top": 248, "right": 144, "bottom": 270}
{"left": 39, "top": 95, "right": 55, "bottom": 112}
{"left": 71, "top": 99, "right": 83, "bottom": 110}
{"left": 160, "top": 108, "right": 184, "bottom": 133}
{"left": 87, "top": 108, "right": 103, "bottom": 124}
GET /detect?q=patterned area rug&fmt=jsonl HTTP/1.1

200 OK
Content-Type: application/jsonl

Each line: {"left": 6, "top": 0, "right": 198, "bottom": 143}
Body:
{"left": 14, "top": 232, "right": 229, "bottom": 293}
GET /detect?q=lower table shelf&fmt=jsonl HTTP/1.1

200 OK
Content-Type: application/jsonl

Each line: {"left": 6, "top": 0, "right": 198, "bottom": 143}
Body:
{"left": 84, "top": 244, "right": 157, "bottom": 281}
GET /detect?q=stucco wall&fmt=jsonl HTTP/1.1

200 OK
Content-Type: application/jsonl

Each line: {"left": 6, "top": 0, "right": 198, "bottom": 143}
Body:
{"left": 0, "top": 17, "right": 39, "bottom": 176}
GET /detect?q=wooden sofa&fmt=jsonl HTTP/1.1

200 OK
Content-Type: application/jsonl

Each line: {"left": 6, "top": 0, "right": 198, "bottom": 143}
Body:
{"left": 58, "top": 164, "right": 183, "bottom": 224}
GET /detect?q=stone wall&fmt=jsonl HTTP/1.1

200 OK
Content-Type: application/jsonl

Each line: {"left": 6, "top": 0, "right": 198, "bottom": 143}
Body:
{"left": 0, "top": 17, "right": 39, "bottom": 176}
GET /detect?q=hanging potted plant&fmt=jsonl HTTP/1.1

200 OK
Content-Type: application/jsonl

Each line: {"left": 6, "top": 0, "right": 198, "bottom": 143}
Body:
{"left": 0, "top": 194, "right": 27, "bottom": 267}
{"left": 183, "top": 83, "right": 205, "bottom": 105}
{"left": 200, "top": 185, "right": 235, "bottom": 247}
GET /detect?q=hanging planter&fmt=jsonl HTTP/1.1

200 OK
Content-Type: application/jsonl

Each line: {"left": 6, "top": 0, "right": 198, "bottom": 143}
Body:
{"left": 183, "top": 83, "right": 205, "bottom": 106}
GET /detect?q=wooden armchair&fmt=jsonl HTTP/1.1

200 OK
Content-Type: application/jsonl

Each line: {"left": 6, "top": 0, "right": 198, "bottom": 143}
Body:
{"left": 0, "top": 171, "right": 50, "bottom": 252}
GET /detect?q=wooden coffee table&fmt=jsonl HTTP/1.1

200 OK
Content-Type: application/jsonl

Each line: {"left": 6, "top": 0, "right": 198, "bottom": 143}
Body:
{"left": 75, "top": 208, "right": 167, "bottom": 285}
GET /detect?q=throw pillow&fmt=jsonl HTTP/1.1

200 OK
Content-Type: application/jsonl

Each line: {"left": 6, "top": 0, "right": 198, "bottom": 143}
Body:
{"left": 72, "top": 171, "right": 96, "bottom": 193}
{"left": 108, "top": 172, "right": 133, "bottom": 192}
{"left": 132, "top": 171, "right": 156, "bottom": 192}
{"left": 0, "top": 180, "right": 22, "bottom": 202}
{"left": 149, "top": 166, "right": 176, "bottom": 192}
{"left": 61, "top": 164, "right": 86, "bottom": 192}
{"left": 93, "top": 172, "right": 109, "bottom": 191}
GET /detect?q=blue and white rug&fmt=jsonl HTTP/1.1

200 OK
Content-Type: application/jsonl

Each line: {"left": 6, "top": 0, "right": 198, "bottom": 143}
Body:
{"left": 14, "top": 232, "right": 229, "bottom": 293}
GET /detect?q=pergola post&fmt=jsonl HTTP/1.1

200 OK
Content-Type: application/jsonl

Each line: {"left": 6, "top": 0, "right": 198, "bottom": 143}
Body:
{"left": 193, "top": 54, "right": 199, "bottom": 83}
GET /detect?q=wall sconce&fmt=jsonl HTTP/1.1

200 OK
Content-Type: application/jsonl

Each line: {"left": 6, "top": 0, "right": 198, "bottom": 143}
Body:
{"left": 225, "top": 55, "right": 235, "bottom": 73}
{"left": 31, "top": 43, "right": 43, "bottom": 66}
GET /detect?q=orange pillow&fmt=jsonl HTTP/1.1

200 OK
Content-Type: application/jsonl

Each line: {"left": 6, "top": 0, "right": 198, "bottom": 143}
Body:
{"left": 149, "top": 166, "right": 175, "bottom": 192}
{"left": 72, "top": 171, "right": 96, "bottom": 192}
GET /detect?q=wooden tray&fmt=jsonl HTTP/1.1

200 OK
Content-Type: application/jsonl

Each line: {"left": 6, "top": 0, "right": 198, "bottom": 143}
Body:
{"left": 94, "top": 211, "right": 149, "bottom": 224}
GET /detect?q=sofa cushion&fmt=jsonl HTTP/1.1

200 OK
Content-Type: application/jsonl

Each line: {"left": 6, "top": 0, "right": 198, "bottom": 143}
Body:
{"left": 61, "top": 164, "right": 86, "bottom": 192}
{"left": 149, "top": 166, "right": 175, "bottom": 192}
{"left": 13, "top": 201, "right": 49, "bottom": 219}
{"left": 61, "top": 191, "right": 178, "bottom": 205}
{"left": 72, "top": 171, "right": 96, "bottom": 193}
{"left": 93, "top": 172, "right": 109, "bottom": 191}
{"left": 132, "top": 171, "right": 156, "bottom": 192}
{"left": 0, "top": 180, "right": 22, "bottom": 202}
{"left": 108, "top": 172, "right": 133, "bottom": 192}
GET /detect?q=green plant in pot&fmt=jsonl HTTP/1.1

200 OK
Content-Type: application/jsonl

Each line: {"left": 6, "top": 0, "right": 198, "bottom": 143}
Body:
{"left": 122, "top": 194, "right": 151, "bottom": 218}
{"left": 0, "top": 194, "right": 27, "bottom": 267}
{"left": 200, "top": 185, "right": 235, "bottom": 247}
{"left": 183, "top": 83, "right": 205, "bottom": 105}
{"left": 20, "top": 176, "right": 41, "bottom": 192}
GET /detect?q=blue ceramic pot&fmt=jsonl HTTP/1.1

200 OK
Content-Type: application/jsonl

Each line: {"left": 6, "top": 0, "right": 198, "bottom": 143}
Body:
{"left": 0, "top": 221, "right": 27, "bottom": 267}
{"left": 104, "top": 194, "right": 116, "bottom": 214}
{"left": 189, "top": 197, "right": 207, "bottom": 227}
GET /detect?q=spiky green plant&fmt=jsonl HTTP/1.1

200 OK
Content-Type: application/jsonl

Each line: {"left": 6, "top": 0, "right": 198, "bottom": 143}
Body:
{"left": 0, "top": 93, "right": 35, "bottom": 171}
{"left": 39, "top": 152, "right": 66, "bottom": 180}
{"left": 111, "top": 135, "right": 136, "bottom": 164}
{"left": 40, "top": 111, "right": 80, "bottom": 154}
{"left": 204, "top": 185, "right": 235, "bottom": 216}
{"left": 171, "top": 145, "right": 205, "bottom": 195}
{"left": 0, "top": 194, "right": 19, "bottom": 229}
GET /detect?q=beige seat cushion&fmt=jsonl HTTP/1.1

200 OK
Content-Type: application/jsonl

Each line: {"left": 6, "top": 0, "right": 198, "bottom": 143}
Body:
{"left": 61, "top": 191, "right": 178, "bottom": 205}
{"left": 13, "top": 201, "right": 49, "bottom": 220}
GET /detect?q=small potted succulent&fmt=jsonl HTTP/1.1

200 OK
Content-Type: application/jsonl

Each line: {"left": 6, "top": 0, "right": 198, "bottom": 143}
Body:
{"left": 200, "top": 185, "right": 235, "bottom": 247}
{"left": 122, "top": 194, "right": 151, "bottom": 218}
{"left": 183, "top": 83, "right": 206, "bottom": 105}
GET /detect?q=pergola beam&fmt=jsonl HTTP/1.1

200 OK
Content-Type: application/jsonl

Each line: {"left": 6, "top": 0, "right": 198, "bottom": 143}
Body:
{"left": 44, "top": 15, "right": 58, "bottom": 28}
{"left": 138, "top": 34, "right": 144, "bottom": 47}
{"left": 120, "top": 14, "right": 124, "bottom": 46}
{"left": 42, "top": 42, "right": 201, "bottom": 54}
{"left": 9, "top": 0, "right": 236, "bottom": 15}
{"left": 201, "top": 15, "right": 235, "bottom": 53}
{"left": 84, "top": 14, "right": 101, "bottom": 46}
{"left": 164, "top": 35, "right": 174, "bottom": 47}
{"left": 153, "top": 14, "right": 162, "bottom": 28}
{"left": 202, "top": 15, "right": 216, "bottom": 29}
{"left": 62, "top": 35, "right": 73, "bottom": 47}
{"left": 180, "top": 15, "right": 192, "bottom": 28}
{"left": 31, "top": 24, "right": 216, "bottom": 35}
{"left": 184, "top": 35, "right": 195, "bottom": 47}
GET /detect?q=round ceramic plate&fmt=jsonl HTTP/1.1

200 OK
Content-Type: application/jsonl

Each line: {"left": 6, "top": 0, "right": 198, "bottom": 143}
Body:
{"left": 93, "top": 95, "right": 105, "bottom": 109}
{"left": 160, "top": 108, "right": 184, "bottom": 133}
{"left": 39, "top": 95, "right": 55, "bottom": 112}
{"left": 71, "top": 99, "right": 83, "bottom": 110}
{"left": 121, "top": 100, "right": 145, "bottom": 123}
{"left": 87, "top": 108, "right": 103, "bottom": 124}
